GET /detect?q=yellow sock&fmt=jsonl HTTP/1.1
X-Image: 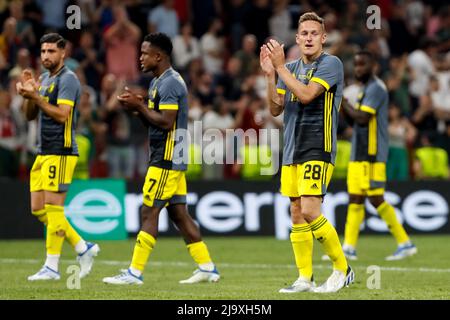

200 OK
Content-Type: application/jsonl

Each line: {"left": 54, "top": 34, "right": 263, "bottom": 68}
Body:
{"left": 311, "top": 214, "right": 348, "bottom": 274}
{"left": 290, "top": 223, "right": 313, "bottom": 280}
{"left": 130, "top": 231, "right": 156, "bottom": 272}
{"left": 32, "top": 207, "right": 82, "bottom": 248}
{"left": 32, "top": 208, "right": 47, "bottom": 225}
{"left": 187, "top": 241, "right": 212, "bottom": 265}
{"left": 377, "top": 201, "right": 410, "bottom": 244}
{"left": 45, "top": 204, "right": 69, "bottom": 255}
{"left": 65, "top": 224, "right": 82, "bottom": 248}
{"left": 344, "top": 203, "right": 365, "bottom": 247}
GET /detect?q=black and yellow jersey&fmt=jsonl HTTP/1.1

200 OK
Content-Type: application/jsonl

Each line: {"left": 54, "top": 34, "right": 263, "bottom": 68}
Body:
{"left": 37, "top": 66, "right": 80, "bottom": 155}
{"left": 147, "top": 68, "right": 188, "bottom": 171}
{"left": 277, "top": 53, "right": 344, "bottom": 165}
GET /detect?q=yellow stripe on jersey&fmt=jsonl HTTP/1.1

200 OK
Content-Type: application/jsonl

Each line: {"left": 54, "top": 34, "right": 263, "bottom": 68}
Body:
{"left": 276, "top": 88, "right": 286, "bottom": 95}
{"left": 324, "top": 92, "right": 333, "bottom": 153}
{"left": 360, "top": 105, "right": 376, "bottom": 115}
{"left": 310, "top": 77, "right": 330, "bottom": 91}
{"left": 159, "top": 104, "right": 179, "bottom": 110}
{"left": 164, "top": 121, "right": 177, "bottom": 161}
{"left": 57, "top": 99, "right": 75, "bottom": 107}
{"left": 368, "top": 116, "right": 377, "bottom": 155}
{"left": 64, "top": 107, "right": 73, "bottom": 148}
{"left": 148, "top": 100, "right": 154, "bottom": 109}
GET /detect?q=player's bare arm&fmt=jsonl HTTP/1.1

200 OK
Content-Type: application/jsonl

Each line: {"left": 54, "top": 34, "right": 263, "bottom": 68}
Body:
{"left": 260, "top": 45, "right": 284, "bottom": 116}
{"left": 341, "top": 97, "right": 370, "bottom": 125}
{"left": 17, "top": 82, "right": 71, "bottom": 124}
{"left": 17, "top": 69, "right": 39, "bottom": 120}
{"left": 118, "top": 87, "right": 177, "bottom": 130}
{"left": 267, "top": 39, "right": 325, "bottom": 105}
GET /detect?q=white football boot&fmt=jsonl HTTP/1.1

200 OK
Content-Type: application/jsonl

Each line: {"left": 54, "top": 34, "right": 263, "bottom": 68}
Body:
{"left": 279, "top": 276, "right": 316, "bottom": 293}
{"left": 314, "top": 266, "right": 355, "bottom": 293}
{"left": 28, "top": 266, "right": 61, "bottom": 281}
{"left": 77, "top": 242, "right": 100, "bottom": 278}
{"left": 103, "top": 269, "right": 144, "bottom": 285}
{"left": 179, "top": 267, "right": 220, "bottom": 284}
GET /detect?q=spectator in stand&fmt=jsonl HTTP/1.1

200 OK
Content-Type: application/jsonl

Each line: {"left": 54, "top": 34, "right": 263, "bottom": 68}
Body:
{"left": 429, "top": 75, "right": 450, "bottom": 133}
{"left": 172, "top": 22, "right": 200, "bottom": 73}
{"left": 269, "top": 0, "right": 294, "bottom": 48}
{"left": 435, "top": 6, "right": 450, "bottom": 53}
{"left": 323, "top": 11, "right": 344, "bottom": 56}
{"left": 99, "top": 75, "right": 135, "bottom": 180}
{"left": 103, "top": 4, "right": 141, "bottom": 82}
{"left": 215, "top": 56, "right": 244, "bottom": 101}
{"left": 0, "top": 88, "right": 22, "bottom": 177}
{"left": 93, "top": 0, "right": 115, "bottom": 33}
{"left": 76, "top": 86, "right": 106, "bottom": 171}
{"left": 35, "top": 0, "right": 69, "bottom": 33}
{"left": 408, "top": 37, "right": 438, "bottom": 109}
{"left": 8, "top": 0, "right": 35, "bottom": 49}
{"left": 225, "top": 0, "right": 250, "bottom": 52}
{"left": 200, "top": 17, "right": 224, "bottom": 76}
{"left": 147, "top": 0, "right": 179, "bottom": 39}
{"left": 383, "top": 54, "right": 411, "bottom": 116}
{"left": 73, "top": 30, "right": 105, "bottom": 91}
{"left": 8, "top": 47, "right": 31, "bottom": 81}
{"left": 0, "top": 17, "right": 20, "bottom": 85}
{"left": 202, "top": 98, "right": 235, "bottom": 180}
{"left": 387, "top": 102, "right": 417, "bottom": 181}
{"left": 243, "top": 0, "right": 271, "bottom": 47}
{"left": 193, "top": 70, "right": 215, "bottom": 109}
{"left": 63, "top": 41, "right": 80, "bottom": 73}
{"left": 233, "top": 34, "right": 258, "bottom": 79}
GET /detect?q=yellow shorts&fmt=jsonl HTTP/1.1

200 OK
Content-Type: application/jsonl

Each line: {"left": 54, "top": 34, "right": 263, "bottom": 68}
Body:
{"left": 142, "top": 166, "right": 187, "bottom": 208}
{"left": 280, "top": 161, "right": 334, "bottom": 197}
{"left": 347, "top": 161, "right": 386, "bottom": 196}
{"left": 30, "top": 155, "right": 78, "bottom": 192}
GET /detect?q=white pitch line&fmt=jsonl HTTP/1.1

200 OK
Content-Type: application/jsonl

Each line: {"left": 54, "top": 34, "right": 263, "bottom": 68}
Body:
{"left": 1, "top": 258, "right": 450, "bottom": 273}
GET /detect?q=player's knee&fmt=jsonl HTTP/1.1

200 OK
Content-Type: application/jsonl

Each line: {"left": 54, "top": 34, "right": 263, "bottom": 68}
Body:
{"left": 300, "top": 207, "right": 316, "bottom": 222}
{"left": 141, "top": 205, "right": 160, "bottom": 225}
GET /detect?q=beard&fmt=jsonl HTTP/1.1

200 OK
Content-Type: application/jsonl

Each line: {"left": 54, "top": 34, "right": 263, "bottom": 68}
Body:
{"left": 42, "top": 60, "right": 59, "bottom": 72}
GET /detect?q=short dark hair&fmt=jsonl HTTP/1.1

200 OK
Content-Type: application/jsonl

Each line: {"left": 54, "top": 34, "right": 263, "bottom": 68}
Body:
{"left": 143, "top": 32, "right": 173, "bottom": 56}
{"left": 356, "top": 50, "right": 374, "bottom": 61}
{"left": 40, "top": 33, "right": 66, "bottom": 49}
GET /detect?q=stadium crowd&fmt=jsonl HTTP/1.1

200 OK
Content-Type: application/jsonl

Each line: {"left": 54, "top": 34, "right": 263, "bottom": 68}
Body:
{"left": 0, "top": 0, "right": 449, "bottom": 181}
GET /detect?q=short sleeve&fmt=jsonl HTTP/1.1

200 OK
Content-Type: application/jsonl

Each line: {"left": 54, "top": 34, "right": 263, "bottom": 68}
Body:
{"left": 57, "top": 73, "right": 80, "bottom": 107}
{"left": 359, "top": 83, "right": 387, "bottom": 114}
{"left": 276, "top": 62, "right": 294, "bottom": 95}
{"left": 310, "top": 55, "right": 343, "bottom": 91}
{"left": 158, "top": 78, "right": 182, "bottom": 110}
{"left": 276, "top": 76, "right": 287, "bottom": 95}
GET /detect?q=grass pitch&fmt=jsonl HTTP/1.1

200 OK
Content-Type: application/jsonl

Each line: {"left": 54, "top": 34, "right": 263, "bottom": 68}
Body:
{"left": 0, "top": 235, "right": 449, "bottom": 300}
